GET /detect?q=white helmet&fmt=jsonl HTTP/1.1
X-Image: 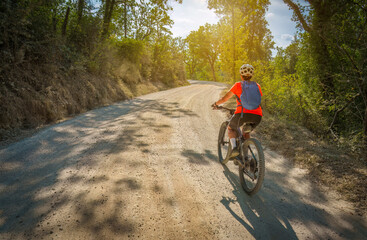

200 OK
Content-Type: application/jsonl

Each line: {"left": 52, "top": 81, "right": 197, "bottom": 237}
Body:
{"left": 240, "top": 64, "right": 254, "bottom": 77}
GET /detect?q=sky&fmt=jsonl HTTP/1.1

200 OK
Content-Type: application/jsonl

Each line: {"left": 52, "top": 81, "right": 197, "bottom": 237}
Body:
{"left": 169, "top": 0, "right": 299, "bottom": 50}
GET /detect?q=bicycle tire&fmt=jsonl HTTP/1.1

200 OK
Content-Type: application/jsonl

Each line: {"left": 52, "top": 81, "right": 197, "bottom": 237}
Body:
{"left": 239, "top": 138, "right": 265, "bottom": 195}
{"left": 218, "top": 121, "right": 230, "bottom": 165}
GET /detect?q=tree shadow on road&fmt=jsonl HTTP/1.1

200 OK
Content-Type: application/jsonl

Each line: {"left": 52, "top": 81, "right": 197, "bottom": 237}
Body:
{"left": 178, "top": 147, "right": 365, "bottom": 239}
{"left": 0, "top": 97, "right": 198, "bottom": 239}
{"left": 221, "top": 165, "right": 298, "bottom": 239}
{"left": 181, "top": 149, "right": 218, "bottom": 165}
{"left": 220, "top": 160, "right": 367, "bottom": 240}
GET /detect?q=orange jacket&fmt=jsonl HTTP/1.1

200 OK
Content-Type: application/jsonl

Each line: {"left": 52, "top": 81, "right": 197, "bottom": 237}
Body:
{"left": 230, "top": 81, "right": 263, "bottom": 116}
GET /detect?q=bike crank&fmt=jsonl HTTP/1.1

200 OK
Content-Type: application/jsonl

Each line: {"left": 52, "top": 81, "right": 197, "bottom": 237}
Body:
{"left": 234, "top": 158, "right": 257, "bottom": 181}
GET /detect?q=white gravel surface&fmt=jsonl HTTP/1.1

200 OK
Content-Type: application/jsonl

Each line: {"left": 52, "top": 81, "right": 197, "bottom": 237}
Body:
{"left": 0, "top": 80, "right": 366, "bottom": 239}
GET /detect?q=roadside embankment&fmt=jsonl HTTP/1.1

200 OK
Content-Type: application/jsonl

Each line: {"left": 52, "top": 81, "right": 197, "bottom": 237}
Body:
{"left": 0, "top": 62, "right": 188, "bottom": 143}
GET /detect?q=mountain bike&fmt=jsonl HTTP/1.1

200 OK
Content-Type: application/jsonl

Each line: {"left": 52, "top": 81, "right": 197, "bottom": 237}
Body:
{"left": 216, "top": 106, "right": 265, "bottom": 195}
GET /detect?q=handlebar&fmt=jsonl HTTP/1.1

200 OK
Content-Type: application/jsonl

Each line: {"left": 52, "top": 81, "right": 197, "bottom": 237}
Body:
{"left": 213, "top": 105, "right": 235, "bottom": 115}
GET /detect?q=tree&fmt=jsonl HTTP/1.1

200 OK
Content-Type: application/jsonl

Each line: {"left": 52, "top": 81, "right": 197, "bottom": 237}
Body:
{"left": 185, "top": 24, "right": 220, "bottom": 81}
{"left": 207, "top": 0, "right": 272, "bottom": 82}
{"left": 101, "top": 0, "right": 116, "bottom": 38}
{"left": 183, "top": 38, "right": 199, "bottom": 80}
{"left": 284, "top": 0, "right": 367, "bottom": 150}
{"left": 77, "top": 0, "right": 85, "bottom": 24}
{"left": 208, "top": 0, "right": 240, "bottom": 81}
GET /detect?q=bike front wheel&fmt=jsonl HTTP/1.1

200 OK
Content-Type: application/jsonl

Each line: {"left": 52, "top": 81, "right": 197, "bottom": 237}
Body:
{"left": 239, "top": 138, "right": 265, "bottom": 195}
{"left": 218, "top": 121, "right": 230, "bottom": 165}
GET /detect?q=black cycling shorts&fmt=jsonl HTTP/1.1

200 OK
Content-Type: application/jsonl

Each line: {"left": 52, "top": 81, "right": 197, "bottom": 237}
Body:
{"left": 228, "top": 113, "right": 262, "bottom": 130}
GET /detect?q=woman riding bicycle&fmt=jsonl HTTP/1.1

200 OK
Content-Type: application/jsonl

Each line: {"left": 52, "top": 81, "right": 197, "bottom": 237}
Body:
{"left": 212, "top": 64, "right": 263, "bottom": 158}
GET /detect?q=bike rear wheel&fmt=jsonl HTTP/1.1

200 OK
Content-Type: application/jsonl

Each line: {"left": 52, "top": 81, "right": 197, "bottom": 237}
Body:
{"left": 218, "top": 121, "right": 230, "bottom": 165}
{"left": 239, "top": 138, "right": 265, "bottom": 195}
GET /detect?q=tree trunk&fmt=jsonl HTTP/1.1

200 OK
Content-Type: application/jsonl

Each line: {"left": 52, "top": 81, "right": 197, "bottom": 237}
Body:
{"left": 101, "top": 0, "right": 115, "bottom": 39}
{"left": 283, "top": 0, "right": 336, "bottom": 108}
{"left": 124, "top": 0, "right": 127, "bottom": 38}
{"left": 311, "top": 1, "right": 335, "bottom": 99}
{"left": 189, "top": 58, "right": 197, "bottom": 79}
{"left": 231, "top": 6, "right": 236, "bottom": 83}
{"left": 364, "top": 106, "right": 367, "bottom": 158}
{"left": 77, "top": 0, "right": 84, "bottom": 24}
{"left": 52, "top": 8, "right": 57, "bottom": 33}
{"left": 62, "top": 7, "right": 70, "bottom": 37}
{"left": 209, "top": 59, "right": 217, "bottom": 82}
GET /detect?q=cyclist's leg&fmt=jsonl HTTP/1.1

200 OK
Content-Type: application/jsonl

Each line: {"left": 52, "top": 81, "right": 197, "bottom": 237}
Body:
{"left": 228, "top": 127, "right": 237, "bottom": 139}
{"left": 228, "top": 113, "right": 242, "bottom": 140}
{"left": 241, "top": 113, "right": 262, "bottom": 139}
{"left": 228, "top": 114, "right": 242, "bottom": 157}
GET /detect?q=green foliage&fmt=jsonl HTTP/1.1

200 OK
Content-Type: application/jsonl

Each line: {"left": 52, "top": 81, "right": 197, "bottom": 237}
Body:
{"left": 257, "top": 0, "right": 366, "bottom": 154}
{"left": 111, "top": 38, "right": 145, "bottom": 63}
{"left": 186, "top": 0, "right": 273, "bottom": 83}
{"left": 150, "top": 35, "right": 186, "bottom": 85}
{"left": 185, "top": 24, "right": 220, "bottom": 81}
{"left": 283, "top": 0, "right": 367, "bottom": 152}
{"left": 206, "top": 0, "right": 273, "bottom": 82}
{"left": 258, "top": 43, "right": 327, "bottom": 134}
{"left": 0, "top": 0, "right": 186, "bottom": 80}
{"left": 0, "top": 0, "right": 187, "bottom": 130}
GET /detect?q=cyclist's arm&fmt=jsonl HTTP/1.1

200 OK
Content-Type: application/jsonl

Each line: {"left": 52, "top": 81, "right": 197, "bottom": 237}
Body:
{"left": 215, "top": 91, "right": 234, "bottom": 105}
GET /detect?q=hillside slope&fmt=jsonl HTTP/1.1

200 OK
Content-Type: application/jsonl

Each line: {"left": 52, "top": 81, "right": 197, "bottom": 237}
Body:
{"left": 0, "top": 63, "right": 188, "bottom": 142}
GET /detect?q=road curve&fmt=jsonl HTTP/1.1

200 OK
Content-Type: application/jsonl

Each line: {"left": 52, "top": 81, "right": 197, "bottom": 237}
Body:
{"left": 0, "top": 80, "right": 366, "bottom": 239}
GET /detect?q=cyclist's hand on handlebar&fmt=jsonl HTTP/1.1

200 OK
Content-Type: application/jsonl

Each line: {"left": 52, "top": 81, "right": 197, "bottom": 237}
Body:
{"left": 211, "top": 102, "right": 219, "bottom": 110}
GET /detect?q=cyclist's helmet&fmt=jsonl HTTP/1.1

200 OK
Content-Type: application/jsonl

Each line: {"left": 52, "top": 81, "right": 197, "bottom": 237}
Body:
{"left": 240, "top": 64, "right": 254, "bottom": 77}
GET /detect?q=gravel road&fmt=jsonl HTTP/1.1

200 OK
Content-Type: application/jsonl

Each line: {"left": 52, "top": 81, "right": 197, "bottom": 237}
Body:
{"left": 1, "top": 80, "right": 366, "bottom": 239}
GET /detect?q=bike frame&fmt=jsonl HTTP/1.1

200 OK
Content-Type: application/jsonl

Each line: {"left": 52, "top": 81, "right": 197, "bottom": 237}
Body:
{"left": 217, "top": 105, "right": 258, "bottom": 181}
{"left": 235, "top": 127, "right": 258, "bottom": 181}
{"left": 216, "top": 104, "right": 265, "bottom": 195}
